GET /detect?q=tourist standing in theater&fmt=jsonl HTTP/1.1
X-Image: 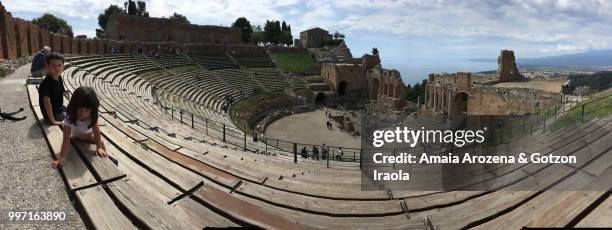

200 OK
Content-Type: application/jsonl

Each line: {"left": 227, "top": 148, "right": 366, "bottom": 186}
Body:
{"left": 321, "top": 144, "right": 328, "bottom": 160}
{"left": 312, "top": 145, "right": 320, "bottom": 160}
{"left": 301, "top": 146, "right": 309, "bottom": 158}
{"left": 31, "top": 46, "right": 50, "bottom": 78}
{"left": 335, "top": 147, "right": 344, "bottom": 161}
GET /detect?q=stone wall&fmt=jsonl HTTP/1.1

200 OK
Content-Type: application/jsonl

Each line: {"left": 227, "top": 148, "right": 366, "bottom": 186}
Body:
{"left": 13, "top": 18, "right": 29, "bottom": 56}
{"left": 0, "top": 3, "right": 16, "bottom": 60}
{"left": 469, "top": 85, "right": 561, "bottom": 115}
{"left": 105, "top": 14, "right": 240, "bottom": 44}
{"left": 265, "top": 46, "right": 306, "bottom": 54}
{"left": 0, "top": 2, "right": 264, "bottom": 61}
{"left": 321, "top": 59, "right": 405, "bottom": 108}
{"left": 321, "top": 63, "right": 366, "bottom": 98}
{"left": 423, "top": 71, "right": 561, "bottom": 118}
{"left": 27, "top": 24, "right": 40, "bottom": 54}
{"left": 309, "top": 41, "right": 353, "bottom": 63}
{"left": 39, "top": 29, "right": 49, "bottom": 48}
{"left": 497, "top": 50, "right": 524, "bottom": 82}
{"left": 299, "top": 27, "right": 329, "bottom": 48}
{"left": 367, "top": 66, "right": 404, "bottom": 108}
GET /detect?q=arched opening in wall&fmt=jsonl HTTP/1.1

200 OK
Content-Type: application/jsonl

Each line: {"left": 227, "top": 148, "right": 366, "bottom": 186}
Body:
{"left": 452, "top": 92, "right": 469, "bottom": 113}
{"left": 167, "top": 36, "right": 172, "bottom": 42}
{"left": 371, "top": 79, "right": 380, "bottom": 100}
{"left": 315, "top": 92, "right": 326, "bottom": 105}
{"left": 338, "top": 81, "right": 348, "bottom": 96}
{"left": 448, "top": 92, "right": 469, "bottom": 129}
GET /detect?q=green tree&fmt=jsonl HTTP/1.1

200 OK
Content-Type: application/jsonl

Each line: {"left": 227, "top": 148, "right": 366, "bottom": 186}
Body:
{"left": 372, "top": 47, "right": 379, "bottom": 56}
{"left": 333, "top": 31, "right": 345, "bottom": 39}
{"left": 281, "top": 21, "right": 287, "bottom": 31}
{"left": 169, "top": 13, "right": 190, "bottom": 24}
{"left": 404, "top": 84, "right": 414, "bottom": 101}
{"left": 263, "top": 20, "right": 293, "bottom": 44}
{"left": 95, "top": 29, "right": 105, "bottom": 38}
{"left": 231, "top": 17, "right": 253, "bottom": 43}
{"left": 97, "top": 5, "right": 124, "bottom": 37}
{"left": 274, "top": 21, "right": 281, "bottom": 33}
{"left": 252, "top": 25, "right": 263, "bottom": 32}
{"left": 32, "top": 13, "right": 74, "bottom": 37}
{"left": 279, "top": 31, "right": 293, "bottom": 46}
{"left": 249, "top": 32, "right": 264, "bottom": 44}
{"left": 127, "top": 0, "right": 138, "bottom": 15}
{"left": 136, "top": 1, "right": 149, "bottom": 17}
{"left": 263, "top": 20, "right": 277, "bottom": 43}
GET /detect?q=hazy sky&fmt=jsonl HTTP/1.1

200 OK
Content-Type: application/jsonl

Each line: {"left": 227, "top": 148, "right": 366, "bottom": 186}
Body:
{"left": 4, "top": 0, "right": 611, "bottom": 84}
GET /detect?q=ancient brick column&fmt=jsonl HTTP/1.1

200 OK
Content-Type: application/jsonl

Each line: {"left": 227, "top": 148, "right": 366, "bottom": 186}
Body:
{"left": 61, "top": 35, "right": 70, "bottom": 53}
{"left": 13, "top": 18, "right": 29, "bottom": 57}
{"left": 497, "top": 50, "right": 523, "bottom": 82}
{"left": 70, "top": 37, "right": 77, "bottom": 54}
{"left": 28, "top": 23, "right": 40, "bottom": 54}
{"left": 40, "top": 30, "right": 50, "bottom": 48}
{"left": 0, "top": 3, "right": 17, "bottom": 59}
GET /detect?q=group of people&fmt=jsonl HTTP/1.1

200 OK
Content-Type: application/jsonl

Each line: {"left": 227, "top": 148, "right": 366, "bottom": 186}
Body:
{"left": 32, "top": 48, "right": 109, "bottom": 168}
{"left": 300, "top": 144, "right": 344, "bottom": 161}
{"left": 221, "top": 93, "right": 234, "bottom": 113}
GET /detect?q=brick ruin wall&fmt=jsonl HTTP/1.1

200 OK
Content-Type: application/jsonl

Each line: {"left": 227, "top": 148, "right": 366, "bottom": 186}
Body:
{"left": 321, "top": 61, "right": 405, "bottom": 108}
{"left": 13, "top": 18, "right": 29, "bottom": 56}
{"left": 497, "top": 49, "right": 524, "bottom": 82}
{"left": 469, "top": 85, "right": 561, "bottom": 115}
{"left": 105, "top": 14, "right": 240, "bottom": 44}
{"left": 0, "top": 2, "right": 271, "bottom": 61}
{"left": 423, "top": 73, "right": 562, "bottom": 117}
{"left": 28, "top": 24, "right": 40, "bottom": 55}
{"left": 0, "top": 3, "right": 16, "bottom": 59}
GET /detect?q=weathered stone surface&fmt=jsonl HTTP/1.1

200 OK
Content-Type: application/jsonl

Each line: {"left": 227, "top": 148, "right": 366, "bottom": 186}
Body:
{"left": 310, "top": 41, "right": 353, "bottom": 63}
{"left": 299, "top": 27, "right": 330, "bottom": 48}
{"left": 497, "top": 50, "right": 524, "bottom": 82}
{"left": 105, "top": 14, "right": 240, "bottom": 44}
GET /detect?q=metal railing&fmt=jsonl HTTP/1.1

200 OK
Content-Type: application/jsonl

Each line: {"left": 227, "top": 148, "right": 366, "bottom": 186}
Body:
{"left": 493, "top": 93, "right": 612, "bottom": 145}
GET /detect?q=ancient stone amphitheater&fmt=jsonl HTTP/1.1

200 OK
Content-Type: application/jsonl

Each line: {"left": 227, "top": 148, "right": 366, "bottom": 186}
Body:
{"left": 1, "top": 2, "right": 610, "bottom": 229}
{"left": 22, "top": 50, "right": 611, "bottom": 229}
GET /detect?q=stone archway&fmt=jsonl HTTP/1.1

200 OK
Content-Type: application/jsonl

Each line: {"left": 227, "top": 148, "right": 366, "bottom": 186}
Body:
{"left": 371, "top": 78, "right": 380, "bottom": 99}
{"left": 315, "top": 92, "right": 326, "bottom": 105}
{"left": 451, "top": 92, "right": 469, "bottom": 116}
{"left": 338, "top": 81, "right": 348, "bottom": 96}
{"left": 449, "top": 91, "right": 469, "bottom": 129}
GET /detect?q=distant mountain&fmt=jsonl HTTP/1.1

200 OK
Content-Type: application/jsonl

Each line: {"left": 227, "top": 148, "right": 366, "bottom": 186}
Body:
{"left": 519, "top": 49, "right": 612, "bottom": 69}
{"left": 470, "top": 49, "right": 612, "bottom": 69}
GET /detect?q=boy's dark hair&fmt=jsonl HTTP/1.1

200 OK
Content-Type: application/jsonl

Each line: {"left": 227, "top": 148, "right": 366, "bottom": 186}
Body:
{"left": 45, "top": 52, "right": 65, "bottom": 65}
{"left": 66, "top": 87, "right": 99, "bottom": 128}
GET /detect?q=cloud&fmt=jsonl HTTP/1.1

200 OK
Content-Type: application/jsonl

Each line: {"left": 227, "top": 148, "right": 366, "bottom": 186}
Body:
{"left": 3, "top": 0, "right": 124, "bottom": 20}
{"left": 2, "top": 0, "right": 611, "bottom": 57}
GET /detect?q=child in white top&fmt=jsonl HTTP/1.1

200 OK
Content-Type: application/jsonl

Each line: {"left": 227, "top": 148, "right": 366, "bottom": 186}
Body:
{"left": 52, "top": 87, "right": 107, "bottom": 168}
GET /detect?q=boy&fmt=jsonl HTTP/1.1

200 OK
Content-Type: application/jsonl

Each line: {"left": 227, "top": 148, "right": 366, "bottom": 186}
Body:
{"left": 38, "top": 52, "right": 66, "bottom": 126}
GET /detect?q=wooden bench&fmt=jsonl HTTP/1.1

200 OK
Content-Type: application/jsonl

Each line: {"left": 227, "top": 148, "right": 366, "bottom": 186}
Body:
{"left": 27, "top": 85, "right": 136, "bottom": 229}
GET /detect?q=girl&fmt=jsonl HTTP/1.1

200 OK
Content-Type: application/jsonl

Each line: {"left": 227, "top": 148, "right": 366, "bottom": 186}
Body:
{"left": 52, "top": 87, "right": 108, "bottom": 168}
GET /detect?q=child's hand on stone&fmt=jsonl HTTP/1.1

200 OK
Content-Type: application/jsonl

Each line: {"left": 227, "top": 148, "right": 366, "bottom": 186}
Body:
{"left": 52, "top": 158, "right": 65, "bottom": 168}
{"left": 96, "top": 147, "right": 108, "bottom": 158}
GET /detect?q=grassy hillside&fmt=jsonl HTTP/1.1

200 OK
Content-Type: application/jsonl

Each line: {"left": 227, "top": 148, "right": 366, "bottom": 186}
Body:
{"left": 270, "top": 52, "right": 318, "bottom": 73}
